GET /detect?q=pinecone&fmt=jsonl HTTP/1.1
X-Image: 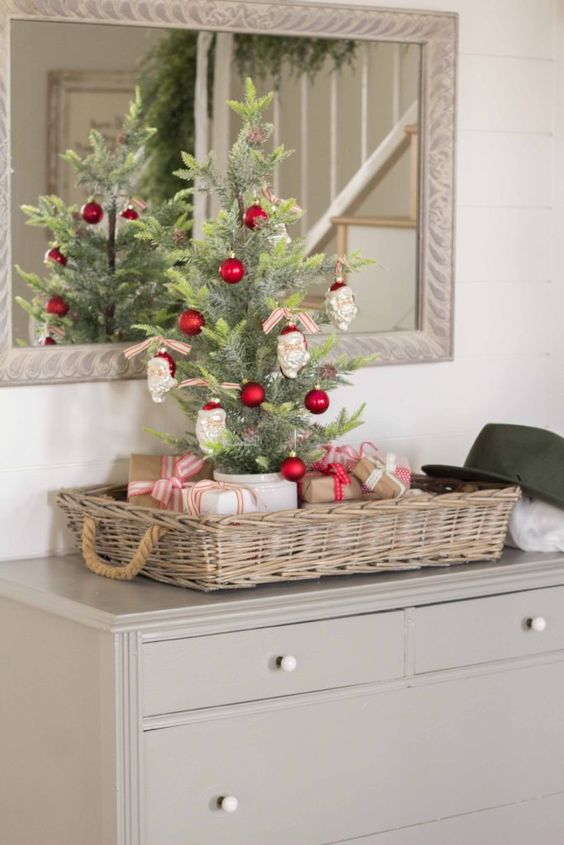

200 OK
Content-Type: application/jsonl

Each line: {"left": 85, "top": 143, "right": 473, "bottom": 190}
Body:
{"left": 320, "top": 364, "right": 338, "bottom": 380}
{"left": 116, "top": 132, "right": 128, "bottom": 146}
{"left": 246, "top": 126, "right": 265, "bottom": 147}
{"left": 173, "top": 229, "right": 188, "bottom": 245}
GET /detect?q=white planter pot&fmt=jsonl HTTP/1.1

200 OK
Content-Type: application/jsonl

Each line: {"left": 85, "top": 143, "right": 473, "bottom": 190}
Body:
{"left": 213, "top": 471, "right": 297, "bottom": 514}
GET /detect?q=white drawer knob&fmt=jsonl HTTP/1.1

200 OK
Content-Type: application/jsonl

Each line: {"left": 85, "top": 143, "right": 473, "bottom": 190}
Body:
{"left": 218, "top": 795, "right": 239, "bottom": 813}
{"left": 527, "top": 616, "right": 547, "bottom": 632}
{"left": 277, "top": 655, "right": 297, "bottom": 672}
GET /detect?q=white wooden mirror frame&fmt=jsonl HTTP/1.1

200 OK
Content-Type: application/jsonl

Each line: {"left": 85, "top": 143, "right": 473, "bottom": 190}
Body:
{"left": 0, "top": 0, "right": 456, "bottom": 386}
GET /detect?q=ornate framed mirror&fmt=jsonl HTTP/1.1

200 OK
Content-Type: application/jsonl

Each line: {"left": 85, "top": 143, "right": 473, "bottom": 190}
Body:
{"left": 0, "top": 0, "right": 456, "bottom": 386}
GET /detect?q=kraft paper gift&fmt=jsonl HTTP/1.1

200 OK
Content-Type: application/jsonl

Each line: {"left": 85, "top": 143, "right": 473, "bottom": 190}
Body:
{"left": 127, "top": 453, "right": 213, "bottom": 511}
{"left": 300, "top": 466, "right": 362, "bottom": 504}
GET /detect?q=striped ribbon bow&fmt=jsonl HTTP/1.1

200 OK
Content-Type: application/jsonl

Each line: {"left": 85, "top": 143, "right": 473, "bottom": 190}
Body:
{"left": 127, "top": 454, "right": 204, "bottom": 511}
{"left": 123, "top": 335, "right": 192, "bottom": 360}
{"left": 178, "top": 378, "right": 240, "bottom": 390}
{"left": 315, "top": 463, "right": 352, "bottom": 502}
{"left": 184, "top": 480, "right": 258, "bottom": 516}
{"left": 262, "top": 307, "right": 320, "bottom": 335}
{"left": 315, "top": 442, "right": 378, "bottom": 471}
{"left": 45, "top": 325, "right": 66, "bottom": 339}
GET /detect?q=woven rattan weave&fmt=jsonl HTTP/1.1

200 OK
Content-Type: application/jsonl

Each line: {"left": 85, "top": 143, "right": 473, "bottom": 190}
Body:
{"left": 57, "top": 477, "right": 521, "bottom": 591}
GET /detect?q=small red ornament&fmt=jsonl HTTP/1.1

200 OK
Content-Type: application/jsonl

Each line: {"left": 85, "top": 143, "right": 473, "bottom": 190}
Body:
{"left": 81, "top": 200, "right": 104, "bottom": 225}
{"left": 240, "top": 381, "right": 266, "bottom": 408}
{"left": 44, "top": 246, "right": 67, "bottom": 267}
{"left": 202, "top": 399, "right": 222, "bottom": 411}
{"left": 330, "top": 276, "right": 347, "bottom": 292}
{"left": 280, "top": 452, "right": 306, "bottom": 482}
{"left": 178, "top": 308, "right": 205, "bottom": 336}
{"left": 243, "top": 202, "right": 269, "bottom": 229}
{"left": 120, "top": 205, "right": 139, "bottom": 221}
{"left": 154, "top": 349, "right": 176, "bottom": 377}
{"left": 45, "top": 295, "right": 69, "bottom": 317}
{"left": 304, "top": 386, "right": 330, "bottom": 415}
{"left": 219, "top": 253, "right": 245, "bottom": 284}
{"left": 39, "top": 336, "right": 57, "bottom": 346}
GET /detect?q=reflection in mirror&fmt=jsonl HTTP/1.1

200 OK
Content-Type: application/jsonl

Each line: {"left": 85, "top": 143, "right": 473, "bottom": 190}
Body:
{"left": 10, "top": 19, "right": 420, "bottom": 347}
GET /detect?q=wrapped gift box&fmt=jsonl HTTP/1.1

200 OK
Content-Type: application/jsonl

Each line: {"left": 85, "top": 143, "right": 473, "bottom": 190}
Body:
{"left": 127, "top": 453, "right": 213, "bottom": 511}
{"left": 300, "top": 470, "right": 362, "bottom": 504}
{"left": 183, "top": 480, "right": 259, "bottom": 516}
{"left": 351, "top": 453, "right": 410, "bottom": 500}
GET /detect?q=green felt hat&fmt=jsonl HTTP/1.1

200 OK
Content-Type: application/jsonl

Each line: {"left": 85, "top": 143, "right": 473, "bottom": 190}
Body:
{"left": 422, "top": 424, "right": 564, "bottom": 509}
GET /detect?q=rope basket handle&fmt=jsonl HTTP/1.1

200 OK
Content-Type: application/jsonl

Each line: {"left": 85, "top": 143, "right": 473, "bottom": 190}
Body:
{"left": 81, "top": 515, "right": 167, "bottom": 581}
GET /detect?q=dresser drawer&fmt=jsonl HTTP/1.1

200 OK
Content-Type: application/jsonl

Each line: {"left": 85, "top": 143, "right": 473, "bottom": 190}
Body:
{"left": 415, "top": 585, "right": 564, "bottom": 673}
{"left": 341, "top": 793, "right": 564, "bottom": 845}
{"left": 143, "top": 611, "right": 404, "bottom": 715}
{"left": 144, "top": 661, "right": 564, "bottom": 845}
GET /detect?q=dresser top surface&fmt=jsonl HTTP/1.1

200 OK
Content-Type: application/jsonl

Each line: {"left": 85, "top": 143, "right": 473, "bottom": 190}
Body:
{"left": 1, "top": 550, "right": 564, "bottom": 634}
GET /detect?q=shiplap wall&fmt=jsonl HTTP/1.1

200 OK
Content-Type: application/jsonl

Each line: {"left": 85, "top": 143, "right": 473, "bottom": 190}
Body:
{"left": 1, "top": 0, "right": 562, "bottom": 560}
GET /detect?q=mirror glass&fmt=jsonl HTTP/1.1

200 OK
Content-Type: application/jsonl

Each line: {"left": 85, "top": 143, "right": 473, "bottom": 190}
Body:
{"left": 10, "top": 19, "right": 420, "bottom": 346}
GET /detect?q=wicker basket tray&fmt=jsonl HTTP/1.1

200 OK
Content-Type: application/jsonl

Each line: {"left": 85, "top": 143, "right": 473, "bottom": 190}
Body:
{"left": 56, "top": 476, "right": 521, "bottom": 592}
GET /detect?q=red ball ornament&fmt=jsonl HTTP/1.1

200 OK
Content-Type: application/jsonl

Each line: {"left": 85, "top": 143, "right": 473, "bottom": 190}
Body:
{"left": 44, "top": 246, "right": 67, "bottom": 267}
{"left": 280, "top": 452, "right": 306, "bottom": 482}
{"left": 240, "top": 381, "right": 266, "bottom": 408}
{"left": 39, "top": 336, "right": 57, "bottom": 346}
{"left": 178, "top": 308, "right": 205, "bottom": 336}
{"left": 154, "top": 349, "right": 176, "bottom": 377}
{"left": 304, "top": 387, "right": 330, "bottom": 415}
{"left": 243, "top": 202, "right": 269, "bottom": 229}
{"left": 45, "top": 295, "right": 69, "bottom": 317}
{"left": 219, "top": 254, "right": 245, "bottom": 284}
{"left": 81, "top": 200, "right": 104, "bottom": 224}
{"left": 120, "top": 205, "right": 139, "bottom": 221}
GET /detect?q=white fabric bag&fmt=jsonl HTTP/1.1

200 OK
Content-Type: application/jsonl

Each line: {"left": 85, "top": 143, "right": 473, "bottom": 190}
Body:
{"left": 505, "top": 496, "right": 564, "bottom": 552}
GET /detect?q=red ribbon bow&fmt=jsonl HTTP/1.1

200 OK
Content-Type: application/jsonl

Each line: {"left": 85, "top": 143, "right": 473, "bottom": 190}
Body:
{"left": 316, "top": 462, "right": 352, "bottom": 501}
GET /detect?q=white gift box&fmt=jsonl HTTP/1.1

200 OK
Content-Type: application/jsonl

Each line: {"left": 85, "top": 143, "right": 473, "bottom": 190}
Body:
{"left": 182, "top": 484, "right": 259, "bottom": 516}
{"left": 183, "top": 472, "right": 298, "bottom": 516}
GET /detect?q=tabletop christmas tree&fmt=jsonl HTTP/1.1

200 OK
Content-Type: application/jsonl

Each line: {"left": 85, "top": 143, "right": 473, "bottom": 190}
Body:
{"left": 130, "top": 79, "right": 372, "bottom": 480}
{"left": 16, "top": 90, "right": 186, "bottom": 345}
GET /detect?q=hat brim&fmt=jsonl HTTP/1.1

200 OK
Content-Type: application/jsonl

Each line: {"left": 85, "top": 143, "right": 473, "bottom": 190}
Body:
{"left": 421, "top": 464, "right": 564, "bottom": 511}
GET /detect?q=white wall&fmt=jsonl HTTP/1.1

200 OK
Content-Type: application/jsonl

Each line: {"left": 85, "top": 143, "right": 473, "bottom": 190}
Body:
{"left": 1, "top": 0, "right": 562, "bottom": 560}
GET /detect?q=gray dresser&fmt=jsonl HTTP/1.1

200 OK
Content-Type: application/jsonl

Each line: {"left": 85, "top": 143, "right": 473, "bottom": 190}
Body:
{"left": 1, "top": 551, "right": 564, "bottom": 845}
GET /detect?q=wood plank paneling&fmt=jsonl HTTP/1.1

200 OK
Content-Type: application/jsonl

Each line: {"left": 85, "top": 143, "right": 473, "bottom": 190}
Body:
{"left": 1, "top": 0, "right": 560, "bottom": 558}
{"left": 457, "top": 132, "right": 552, "bottom": 207}
{"left": 455, "top": 207, "right": 552, "bottom": 282}
{"left": 459, "top": 55, "right": 553, "bottom": 133}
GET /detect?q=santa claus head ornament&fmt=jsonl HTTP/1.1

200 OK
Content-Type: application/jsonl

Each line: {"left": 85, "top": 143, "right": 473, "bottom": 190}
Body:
{"left": 277, "top": 325, "right": 310, "bottom": 379}
{"left": 196, "top": 401, "right": 228, "bottom": 454}
{"left": 147, "top": 354, "right": 178, "bottom": 403}
{"left": 326, "top": 280, "right": 358, "bottom": 331}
